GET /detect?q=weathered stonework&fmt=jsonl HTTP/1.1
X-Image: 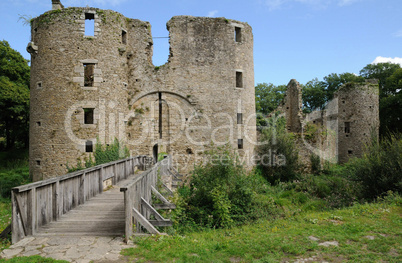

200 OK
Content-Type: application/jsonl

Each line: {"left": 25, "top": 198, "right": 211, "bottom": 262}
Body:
{"left": 28, "top": 2, "right": 256, "bottom": 181}
{"left": 278, "top": 80, "right": 379, "bottom": 166}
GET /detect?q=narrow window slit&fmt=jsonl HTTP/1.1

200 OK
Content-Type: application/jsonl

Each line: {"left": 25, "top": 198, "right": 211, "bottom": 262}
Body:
{"left": 235, "top": 27, "right": 242, "bottom": 42}
{"left": 236, "top": 71, "right": 243, "bottom": 88}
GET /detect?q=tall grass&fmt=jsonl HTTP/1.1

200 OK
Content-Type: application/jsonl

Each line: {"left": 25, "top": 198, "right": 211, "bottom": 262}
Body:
{"left": 347, "top": 133, "right": 402, "bottom": 200}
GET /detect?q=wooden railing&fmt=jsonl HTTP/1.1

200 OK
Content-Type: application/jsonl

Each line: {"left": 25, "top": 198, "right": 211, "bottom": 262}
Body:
{"left": 11, "top": 155, "right": 150, "bottom": 244}
{"left": 120, "top": 156, "right": 176, "bottom": 242}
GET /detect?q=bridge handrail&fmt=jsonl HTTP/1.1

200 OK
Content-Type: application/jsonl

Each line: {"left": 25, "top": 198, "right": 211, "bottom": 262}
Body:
{"left": 11, "top": 155, "right": 151, "bottom": 244}
{"left": 13, "top": 156, "right": 149, "bottom": 193}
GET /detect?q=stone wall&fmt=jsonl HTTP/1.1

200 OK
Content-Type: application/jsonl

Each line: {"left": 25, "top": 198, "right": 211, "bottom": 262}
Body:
{"left": 28, "top": 4, "right": 256, "bottom": 180}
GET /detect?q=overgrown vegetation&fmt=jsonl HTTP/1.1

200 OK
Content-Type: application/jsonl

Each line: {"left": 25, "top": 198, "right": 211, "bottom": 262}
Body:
{"left": 172, "top": 146, "right": 254, "bottom": 230}
{"left": 257, "top": 115, "right": 300, "bottom": 184}
{"left": 66, "top": 138, "right": 129, "bottom": 172}
{"left": 347, "top": 133, "right": 402, "bottom": 200}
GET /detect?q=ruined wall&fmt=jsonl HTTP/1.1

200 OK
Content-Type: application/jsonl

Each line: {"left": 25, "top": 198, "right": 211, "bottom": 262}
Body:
{"left": 29, "top": 5, "right": 256, "bottom": 180}
{"left": 303, "top": 81, "right": 379, "bottom": 166}
{"left": 336, "top": 81, "right": 379, "bottom": 163}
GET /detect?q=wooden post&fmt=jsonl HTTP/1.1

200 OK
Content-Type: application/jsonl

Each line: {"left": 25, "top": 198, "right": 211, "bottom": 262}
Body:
{"left": 11, "top": 191, "right": 20, "bottom": 243}
{"left": 123, "top": 190, "right": 131, "bottom": 243}
{"left": 79, "top": 173, "right": 86, "bottom": 204}
{"left": 113, "top": 163, "right": 117, "bottom": 185}
{"left": 52, "top": 181, "right": 60, "bottom": 221}
{"left": 27, "top": 188, "right": 36, "bottom": 235}
{"left": 99, "top": 167, "right": 104, "bottom": 193}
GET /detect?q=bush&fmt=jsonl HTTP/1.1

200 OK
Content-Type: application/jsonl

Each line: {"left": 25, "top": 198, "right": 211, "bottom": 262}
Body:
{"left": 257, "top": 115, "right": 299, "bottom": 184}
{"left": 290, "top": 174, "right": 360, "bottom": 208}
{"left": 0, "top": 167, "right": 30, "bottom": 198}
{"left": 347, "top": 133, "right": 402, "bottom": 200}
{"left": 172, "top": 146, "right": 253, "bottom": 229}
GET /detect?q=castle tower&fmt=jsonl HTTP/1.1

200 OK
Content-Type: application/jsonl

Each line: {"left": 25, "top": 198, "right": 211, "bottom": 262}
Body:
{"left": 28, "top": 2, "right": 256, "bottom": 180}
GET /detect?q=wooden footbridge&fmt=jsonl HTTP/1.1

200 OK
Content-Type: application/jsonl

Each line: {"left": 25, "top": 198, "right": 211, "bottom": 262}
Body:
{"left": 11, "top": 156, "right": 178, "bottom": 244}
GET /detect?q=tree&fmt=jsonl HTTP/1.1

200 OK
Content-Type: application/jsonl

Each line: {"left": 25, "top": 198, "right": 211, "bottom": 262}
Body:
{"left": 255, "top": 83, "right": 286, "bottom": 115}
{"left": 359, "top": 62, "right": 400, "bottom": 97}
{"left": 302, "top": 78, "right": 327, "bottom": 112}
{"left": 360, "top": 63, "right": 402, "bottom": 136}
{"left": 0, "top": 40, "right": 30, "bottom": 149}
{"left": 322, "top": 72, "right": 365, "bottom": 101}
{"left": 302, "top": 73, "right": 365, "bottom": 112}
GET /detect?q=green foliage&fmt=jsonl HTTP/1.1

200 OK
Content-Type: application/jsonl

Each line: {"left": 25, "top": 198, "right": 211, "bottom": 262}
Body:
{"left": 360, "top": 63, "right": 401, "bottom": 136}
{"left": 122, "top": 193, "right": 402, "bottom": 263}
{"left": 0, "top": 41, "right": 30, "bottom": 150}
{"left": 310, "top": 153, "right": 321, "bottom": 174}
{"left": 66, "top": 139, "right": 129, "bottom": 172}
{"left": 347, "top": 133, "right": 402, "bottom": 200}
{"left": 0, "top": 149, "right": 30, "bottom": 199}
{"left": 257, "top": 115, "right": 299, "bottom": 184}
{"left": 172, "top": 146, "right": 253, "bottom": 229}
{"left": 94, "top": 138, "right": 125, "bottom": 165}
{"left": 255, "top": 83, "right": 286, "bottom": 115}
{"left": 302, "top": 73, "right": 365, "bottom": 112}
{"left": 302, "top": 78, "right": 327, "bottom": 112}
{"left": 0, "top": 256, "right": 68, "bottom": 263}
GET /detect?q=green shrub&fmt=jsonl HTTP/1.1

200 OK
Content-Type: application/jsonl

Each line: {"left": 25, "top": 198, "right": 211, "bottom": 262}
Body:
{"left": 66, "top": 138, "right": 129, "bottom": 172}
{"left": 290, "top": 174, "right": 360, "bottom": 208}
{"left": 257, "top": 115, "right": 299, "bottom": 184}
{"left": 347, "top": 133, "right": 402, "bottom": 200}
{"left": 310, "top": 153, "right": 321, "bottom": 174}
{"left": 0, "top": 167, "right": 30, "bottom": 198}
{"left": 172, "top": 146, "right": 253, "bottom": 229}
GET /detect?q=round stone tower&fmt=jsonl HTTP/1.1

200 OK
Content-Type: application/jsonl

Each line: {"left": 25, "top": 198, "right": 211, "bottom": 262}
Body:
{"left": 28, "top": 2, "right": 256, "bottom": 181}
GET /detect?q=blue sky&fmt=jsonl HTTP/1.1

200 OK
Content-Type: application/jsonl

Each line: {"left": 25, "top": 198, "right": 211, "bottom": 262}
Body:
{"left": 0, "top": 0, "right": 401, "bottom": 86}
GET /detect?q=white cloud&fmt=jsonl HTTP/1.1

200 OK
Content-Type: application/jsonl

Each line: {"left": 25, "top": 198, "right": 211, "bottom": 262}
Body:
{"left": 338, "top": 0, "right": 361, "bottom": 6}
{"left": 371, "top": 56, "right": 402, "bottom": 66}
{"left": 207, "top": 10, "right": 218, "bottom": 17}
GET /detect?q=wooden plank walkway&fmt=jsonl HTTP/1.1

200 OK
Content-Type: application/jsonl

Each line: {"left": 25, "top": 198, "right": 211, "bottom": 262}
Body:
{"left": 35, "top": 180, "right": 129, "bottom": 237}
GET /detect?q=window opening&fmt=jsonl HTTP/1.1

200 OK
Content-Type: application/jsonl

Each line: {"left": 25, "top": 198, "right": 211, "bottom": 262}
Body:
{"left": 85, "top": 140, "right": 93, "bottom": 152}
{"left": 84, "top": 63, "right": 94, "bottom": 87}
{"left": 344, "top": 122, "right": 350, "bottom": 133}
{"left": 84, "top": 108, "right": 94, "bottom": 124}
{"left": 122, "top": 30, "right": 127, "bottom": 44}
{"left": 235, "top": 27, "right": 242, "bottom": 42}
{"left": 85, "top": 13, "right": 95, "bottom": 36}
{"left": 238, "top": 139, "right": 243, "bottom": 149}
{"left": 236, "top": 71, "right": 243, "bottom": 88}
{"left": 237, "top": 113, "right": 243, "bottom": 124}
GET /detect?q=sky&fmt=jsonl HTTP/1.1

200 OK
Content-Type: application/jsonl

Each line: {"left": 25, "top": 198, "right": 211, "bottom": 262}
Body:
{"left": 0, "top": 0, "right": 401, "bottom": 86}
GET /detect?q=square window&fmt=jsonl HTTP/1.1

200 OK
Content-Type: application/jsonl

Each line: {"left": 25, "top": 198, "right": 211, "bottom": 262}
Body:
{"left": 236, "top": 71, "right": 243, "bottom": 88}
{"left": 84, "top": 108, "right": 94, "bottom": 124}
{"left": 36, "top": 121, "right": 41, "bottom": 127}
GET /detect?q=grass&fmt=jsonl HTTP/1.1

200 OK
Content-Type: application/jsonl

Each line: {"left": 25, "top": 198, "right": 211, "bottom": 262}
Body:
{"left": 0, "top": 256, "right": 68, "bottom": 263}
{"left": 122, "top": 195, "right": 402, "bottom": 262}
{"left": 0, "top": 198, "right": 11, "bottom": 252}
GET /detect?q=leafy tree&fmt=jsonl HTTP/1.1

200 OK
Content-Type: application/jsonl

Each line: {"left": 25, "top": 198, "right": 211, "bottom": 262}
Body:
{"left": 255, "top": 83, "right": 286, "bottom": 115}
{"left": 360, "top": 63, "right": 401, "bottom": 135}
{"left": 359, "top": 62, "right": 400, "bottom": 97}
{"left": 302, "top": 78, "right": 327, "bottom": 112}
{"left": 0, "top": 40, "right": 30, "bottom": 149}
{"left": 322, "top": 72, "right": 365, "bottom": 101}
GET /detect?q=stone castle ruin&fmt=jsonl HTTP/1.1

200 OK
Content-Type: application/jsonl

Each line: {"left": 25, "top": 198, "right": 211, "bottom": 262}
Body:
{"left": 27, "top": 1, "right": 378, "bottom": 181}
{"left": 276, "top": 79, "right": 379, "bottom": 166}
{"left": 28, "top": 1, "right": 256, "bottom": 181}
